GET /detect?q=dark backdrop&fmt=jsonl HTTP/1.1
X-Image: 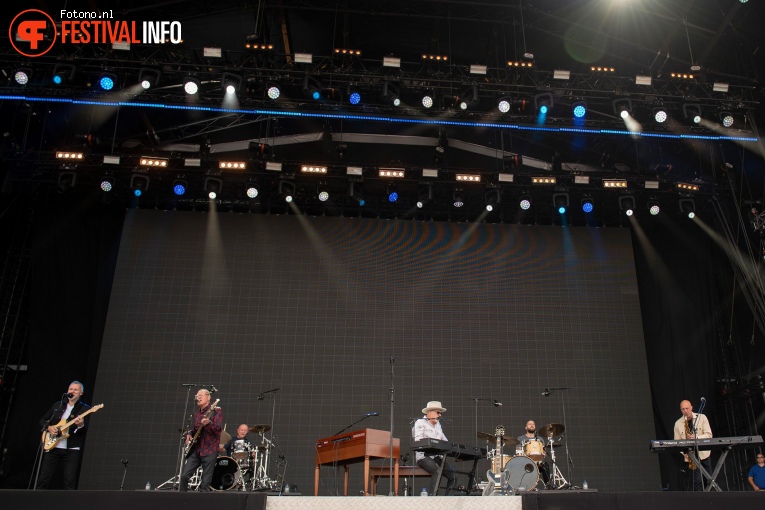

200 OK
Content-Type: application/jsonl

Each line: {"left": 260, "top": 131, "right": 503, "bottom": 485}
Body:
{"left": 78, "top": 210, "right": 656, "bottom": 492}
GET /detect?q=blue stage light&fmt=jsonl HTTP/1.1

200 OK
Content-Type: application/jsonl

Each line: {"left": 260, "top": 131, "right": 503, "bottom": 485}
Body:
{"left": 53, "top": 75, "right": 63, "bottom": 85}
{"left": 359, "top": 199, "right": 365, "bottom": 206}
{"left": 134, "top": 189, "right": 142, "bottom": 197}
{"left": 574, "top": 105, "right": 586, "bottom": 118}
{"left": 349, "top": 92, "right": 361, "bottom": 105}
{"left": 558, "top": 205, "right": 566, "bottom": 214}
{"left": 582, "top": 199, "right": 594, "bottom": 213}
{"left": 312, "top": 90, "right": 321, "bottom": 100}
{"left": 540, "top": 105, "right": 548, "bottom": 114}
{"left": 99, "top": 76, "right": 114, "bottom": 90}
{"left": 174, "top": 184, "right": 186, "bottom": 196}
{"left": 388, "top": 191, "right": 398, "bottom": 203}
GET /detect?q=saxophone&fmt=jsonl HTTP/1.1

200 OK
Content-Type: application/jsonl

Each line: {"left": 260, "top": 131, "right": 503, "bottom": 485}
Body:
{"left": 684, "top": 419, "right": 697, "bottom": 470}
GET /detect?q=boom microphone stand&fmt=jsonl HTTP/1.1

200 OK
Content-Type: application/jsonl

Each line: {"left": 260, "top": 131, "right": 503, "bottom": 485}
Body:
{"left": 156, "top": 383, "right": 197, "bottom": 490}
{"left": 31, "top": 392, "right": 68, "bottom": 489}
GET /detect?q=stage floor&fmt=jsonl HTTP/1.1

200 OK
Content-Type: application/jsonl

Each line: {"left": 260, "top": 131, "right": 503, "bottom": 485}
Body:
{"left": 0, "top": 489, "right": 761, "bottom": 510}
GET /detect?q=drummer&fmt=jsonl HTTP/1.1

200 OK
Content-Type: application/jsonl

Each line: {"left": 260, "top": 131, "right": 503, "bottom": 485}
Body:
{"left": 517, "top": 420, "right": 551, "bottom": 487}
{"left": 517, "top": 420, "right": 545, "bottom": 448}
{"left": 224, "top": 423, "right": 254, "bottom": 457}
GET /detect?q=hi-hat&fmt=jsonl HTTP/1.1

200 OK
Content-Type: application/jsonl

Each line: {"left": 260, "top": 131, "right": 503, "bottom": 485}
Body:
{"left": 538, "top": 423, "right": 565, "bottom": 437}
{"left": 249, "top": 424, "right": 272, "bottom": 434}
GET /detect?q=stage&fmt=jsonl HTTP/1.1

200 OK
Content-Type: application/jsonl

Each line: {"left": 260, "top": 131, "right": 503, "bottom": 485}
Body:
{"left": 0, "top": 490, "right": 761, "bottom": 510}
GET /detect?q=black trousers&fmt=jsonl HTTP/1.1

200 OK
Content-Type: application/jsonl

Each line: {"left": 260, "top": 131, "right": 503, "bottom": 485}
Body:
{"left": 37, "top": 448, "right": 81, "bottom": 490}
{"left": 416, "top": 456, "right": 457, "bottom": 495}
{"left": 179, "top": 451, "right": 217, "bottom": 491}
{"left": 692, "top": 457, "right": 713, "bottom": 491}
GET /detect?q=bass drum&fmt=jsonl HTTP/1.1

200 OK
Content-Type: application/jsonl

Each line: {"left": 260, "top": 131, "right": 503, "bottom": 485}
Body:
{"left": 210, "top": 456, "right": 241, "bottom": 491}
{"left": 504, "top": 455, "right": 540, "bottom": 492}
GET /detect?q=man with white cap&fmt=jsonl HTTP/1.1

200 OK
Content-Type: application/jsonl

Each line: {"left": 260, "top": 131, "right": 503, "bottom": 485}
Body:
{"left": 412, "top": 401, "right": 457, "bottom": 495}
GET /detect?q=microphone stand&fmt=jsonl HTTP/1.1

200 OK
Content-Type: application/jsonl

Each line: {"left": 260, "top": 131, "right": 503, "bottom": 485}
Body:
{"left": 545, "top": 387, "right": 572, "bottom": 488}
{"left": 334, "top": 414, "right": 374, "bottom": 436}
{"left": 257, "top": 387, "right": 280, "bottom": 488}
{"left": 155, "top": 383, "right": 198, "bottom": 490}
{"left": 120, "top": 460, "right": 129, "bottom": 490}
{"left": 388, "top": 356, "right": 395, "bottom": 496}
{"left": 692, "top": 399, "right": 706, "bottom": 491}
{"left": 32, "top": 393, "right": 68, "bottom": 490}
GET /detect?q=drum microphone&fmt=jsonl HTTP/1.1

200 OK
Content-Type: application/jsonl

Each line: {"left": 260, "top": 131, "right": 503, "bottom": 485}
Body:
{"left": 494, "top": 400, "right": 503, "bottom": 407}
{"left": 365, "top": 412, "right": 379, "bottom": 417}
{"left": 541, "top": 389, "right": 551, "bottom": 397}
{"left": 210, "top": 385, "right": 218, "bottom": 393}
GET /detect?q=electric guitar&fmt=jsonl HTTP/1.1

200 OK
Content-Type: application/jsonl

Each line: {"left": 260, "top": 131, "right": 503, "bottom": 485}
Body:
{"left": 42, "top": 403, "right": 105, "bottom": 451}
{"left": 183, "top": 399, "right": 220, "bottom": 458}
{"left": 485, "top": 425, "right": 507, "bottom": 493}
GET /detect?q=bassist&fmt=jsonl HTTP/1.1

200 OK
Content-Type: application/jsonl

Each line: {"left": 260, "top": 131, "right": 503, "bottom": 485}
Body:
{"left": 37, "top": 381, "right": 90, "bottom": 489}
{"left": 180, "top": 388, "right": 223, "bottom": 491}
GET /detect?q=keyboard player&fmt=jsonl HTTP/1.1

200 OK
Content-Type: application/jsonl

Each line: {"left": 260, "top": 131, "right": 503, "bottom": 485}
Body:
{"left": 412, "top": 401, "right": 457, "bottom": 495}
{"left": 673, "top": 399, "right": 713, "bottom": 491}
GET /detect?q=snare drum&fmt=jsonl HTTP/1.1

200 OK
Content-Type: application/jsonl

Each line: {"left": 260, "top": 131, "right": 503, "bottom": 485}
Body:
{"left": 210, "top": 456, "right": 242, "bottom": 491}
{"left": 523, "top": 439, "right": 546, "bottom": 462}
{"left": 231, "top": 439, "right": 253, "bottom": 469}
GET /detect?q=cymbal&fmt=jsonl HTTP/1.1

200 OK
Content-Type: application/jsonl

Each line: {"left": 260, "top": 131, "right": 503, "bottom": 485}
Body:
{"left": 249, "top": 424, "right": 272, "bottom": 434}
{"left": 476, "top": 432, "right": 520, "bottom": 447}
{"left": 252, "top": 442, "right": 270, "bottom": 449}
{"left": 220, "top": 430, "right": 232, "bottom": 444}
{"left": 538, "top": 423, "right": 565, "bottom": 438}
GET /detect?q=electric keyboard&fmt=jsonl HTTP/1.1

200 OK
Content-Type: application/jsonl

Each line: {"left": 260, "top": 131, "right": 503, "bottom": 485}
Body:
{"left": 411, "top": 438, "right": 486, "bottom": 459}
{"left": 649, "top": 435, "right": 763, "bottom": 453}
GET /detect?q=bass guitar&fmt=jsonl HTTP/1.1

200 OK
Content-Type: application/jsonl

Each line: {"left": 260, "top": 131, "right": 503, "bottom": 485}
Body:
{"left": 183, "top": 399, "right": 220, "bottom": 458}
{"left": 42, "top": 404, "right": 105, "bottom": 451}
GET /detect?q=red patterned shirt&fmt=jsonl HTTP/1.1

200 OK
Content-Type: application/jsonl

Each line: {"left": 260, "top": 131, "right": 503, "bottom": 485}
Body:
{"left": 190, "top": 404, "right": 223, "bottom": 457}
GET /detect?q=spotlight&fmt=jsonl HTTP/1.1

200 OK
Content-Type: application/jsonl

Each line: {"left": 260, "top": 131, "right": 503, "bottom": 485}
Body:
{"left": 453, "top": 190, "right": 465, "bottom": 208}
{"left": 246, "top": 181, "right": 259, "bottom": 199}
{"left": 498, "top": 97, "right": 511, "bottom": 113}
{"left": 267, "top": 82, "right": 281, "bottom": 100}
{"left": 613, "top": 98, "right": 633, "bottom": 118}
{"left": 458, "top": 84, "right": 479, "bottom": 110}
{"left": 14, "top": 68, "right": 31, "bottom": 85}
{"left": 57, "top": 172, "right": 77, "bottom": 193}
{"left": 719, "top": 111, "right": 734, "bottom": 128}
{"left": 52, "top": 64, "right": 75, "bottom": 85}
{"left": 422, "top": 92, "right": 434, "bottom": 109}
{"left": 349, "top": 181, "right": 365, "bottom": 206}
{"left": 98, "top": 73, "right": 117, "bottom": 91}
{"left": 619, "top": 195, "right": 635, "bottom": 217}
{"left": 221, "top": 72, "right": 242, "bottom": 95}
{"left": 519, "top": 196, "right": 532, "bottom": 210}
{"left": 485, "top": 189, "right": 500, "bottom": 212}
{"left": 278, "top": 180, "right": 295, "bottom": 203}
{"left": 416, "top": 184, "right": 433, "bottom": 208}
{"left": 581, "top": 197, "right": 594, "bottom": 213}
{"left": 683, "top": 104, "right": 702, "bottom": 124}
{"left": 130, "top": 173, "right": 149, "bottom": 197}
{"left": 205, "top": 177, "right": 222, "bottom": 200}
{"left": 533, "top": 93, "right": 553, "bottom": 114}
{"left": 572, "top": 102, "right": 587, "bottom": 119}
{"left": 387, "top": 185, "right": 399, "bottom": 203}
{"left": 302, "top": 75, "right": 321, "bottom": 100}
{"left": 653, "top": 107, "right": 668, "bottom": 123}
{"left": 173, "top": 178, "right": 188, "bottom": 196}
{"left": 382, "top": 81, "right": 401, "bottom": 107}
{"left": 317, "top": 186, "right": 329, "bottom": 202}
{"left": 184, "top": 76, "right": 200, "bottom": 95}
{"left": 99, "top": 175, "right": 115, "bottom": 192}
{"left": 139, "top": 68, "right": 160, "bottom": 90}
{"left": 553, "top": 193, "right": 569, "bottom": 214}
{"left": 347, "top": 86, "right": 362, "bottom": 105}
{"left": 679, "top": 198, "right": 696, "bottom": 218}
{"left": 647, "top": 199, "right": 660, "bottom": 216}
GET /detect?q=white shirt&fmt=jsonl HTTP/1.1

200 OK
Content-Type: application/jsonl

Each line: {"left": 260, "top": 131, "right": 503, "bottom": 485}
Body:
{"left": 412, "top": 417, "right": 447, "bottom": 462}
{"left": 54, "top": 403, "right": 82, "bottom": 450}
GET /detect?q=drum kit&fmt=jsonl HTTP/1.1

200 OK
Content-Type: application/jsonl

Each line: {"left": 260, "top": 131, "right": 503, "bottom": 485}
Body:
{"left": 480, "top": 423, "right": 568, "bottom": 495}
{"left": 187, "top": 424, "right": 279, "bottom": 491}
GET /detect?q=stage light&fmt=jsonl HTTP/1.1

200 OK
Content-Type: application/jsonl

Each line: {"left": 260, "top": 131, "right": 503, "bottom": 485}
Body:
{"left": 140, "top": 156, "right": 169, "bottom": 168}
{"left": 458, "top": 84, "right": 479, "bottom": 110}
{"left": 683, "top": 104, "right": 702, "bottom": 124}
{"left": 387, "top": 185, "right": 399, "bottom": 203}
{"left": 379, "top": 168, "right": 405, "bottom": 178}
{"left": 613, "top": 98, "right": 633, "bottom": 118}
{"left": 57, "top": 172, "right": 77, "bottom": 193}
{"left": 349, "top": 181, "right": 365, "bottom": 206}
{"left": 382, "top": 81, "right": 400, "bottom": 107}
{"left": 603, "top": 179, "right": 627, "bottom": 188}
{"left": 317, "top": 186, "right": 329, "bottom": 202}
{"left": 14, "top": 68, "right": 31, "bottom": 85}
{"left": 416, "top": 184, "right": 433, "bottom": 208}
{"left": 534, "top": 93, "right": 553, "bottom": 114}
{"left": 677, "top": 182, "right": 699, "bottom": 192}
{"left": 184, "top": 76, "right": 200, "bottom": 95}
{"left": 278, "top": 180, "right": 295, "bottom": 203}
{"left": 453, "top": 190, "right": 465, "bottom": 208}
{"left": 531, "top": 177, "right": 556, "bottom": 185}
{"left": 573, "top": 102, "right": 587, "bottom": 119}
{"left": 98, "top": 73, "right": 117, "bottom": 90}
{"left": 581, "top": 197, "right": 594, "bottom": 213}
{"left": 219, "top": 161, "right": 247, "bottom": 170}
{"left": 653, "top": 107, "right": 668, "bottom": 123}
{"left": 267, "top": 83, "right": 281, "bottom": 99}
{"left": 519, "top": 196, "right": 532, "bottom": 210}
{"left": 56, "top": 151, "right": 84, "bottom": 160}
{"left": 422, "top": 94, "right": 434, "bottom": 108}
{"left": 99, "top": 176, "right": 114, "bottom": 192}
{"left": 498, "top": 98, "right": 511, "bottom": 113}
{"left": 349, "top": 90, "right": 361, "bottom": 105}
{"left": 205, "top": 177, "right": 222, "bottom": 200}
{"left": 139, "top": 68, "right": 160, "bottom": 89}
{"left": 456, "top": 174, "right": 481, "bottom": 183}
{"left": 553, "top": 193, "right": 569, "bottom": 214}
{"left": 246, "top": 181, "right": 259, "bottom": 199}
{"left": 647, "top": 199, "right": 660, "bottom": 216}
{"left": 301, "top": 165, "right": 328, "bottom": 174}
{"left": 173, "top": 179, "right": 187, "bottom": 196}
{"left": 619, "top": 195, "right": 635, "bottom": 217}
{"left": 221, "top": 72, "right": 242, "bottom": 95}
{"left": 302, "top": 75, "right": 321, "bottom": 100}
{"left": 679, "top": 198, "right": 696, "bottom": 218}
{"left": 52, "top": 64, "right": 75, "bottom": 85}
{"left": 130, "top": 173, "right": 149, "bottom": 197}
{"left": 720, "top": 111, "right": 734, "bottom": 128}
{"left": 485, "top": 189, "right": 500, "bottom": 212}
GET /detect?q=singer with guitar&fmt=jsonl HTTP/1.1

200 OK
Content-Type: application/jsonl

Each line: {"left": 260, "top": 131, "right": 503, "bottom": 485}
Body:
{"left": 179, "top": 388, "right": 223, "bottom": 492}
{"left": 673, "top": 399, "right": 713, "bottom": 491}
{"left": 37, "top": 381, "right": 90, "bottom": 489}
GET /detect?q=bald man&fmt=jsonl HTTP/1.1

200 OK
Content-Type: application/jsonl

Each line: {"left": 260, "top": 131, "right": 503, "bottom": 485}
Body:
{"left": 673, "top": 400, "right": 712, "bottom": 491}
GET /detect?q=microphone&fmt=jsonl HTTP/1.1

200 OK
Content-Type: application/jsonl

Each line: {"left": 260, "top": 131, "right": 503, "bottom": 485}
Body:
{"left": 121, "top": 459, "right": 129, "bottom": 466}
{"left": 700, "top": 397, "right": 706, "bottom": 404}
{"left": 257, "top": 394, "right": 265, "bottom": 400}
{"left": 365, "top": 412, "right": 379, "bottom": 417}
{"left": 66, "top": 393, "right": 74, "bottom": 398}
{"left": 494, "top": 400, "right": 503, "bottom": 407}
{"left": 210, "top": 385, "right": 218, "bottom": 393}
{"left": 542, "top": 389, "right": 550, "bottom": 397}
{"left": 390, "top": 357, "right": 394, "bottom": 364}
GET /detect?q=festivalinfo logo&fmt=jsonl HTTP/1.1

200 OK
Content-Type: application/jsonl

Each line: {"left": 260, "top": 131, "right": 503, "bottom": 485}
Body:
{"left": 10, "top": 9, "right": 183, "bottom": 57}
